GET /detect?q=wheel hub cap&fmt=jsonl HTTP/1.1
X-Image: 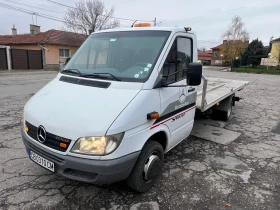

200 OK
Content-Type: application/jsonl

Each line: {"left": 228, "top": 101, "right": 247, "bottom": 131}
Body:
{"left": 143, "top": 154, "right": 161, "bottom": 181}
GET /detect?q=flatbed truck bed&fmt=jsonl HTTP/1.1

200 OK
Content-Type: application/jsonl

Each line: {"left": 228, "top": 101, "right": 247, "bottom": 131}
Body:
{"left": 196, "top": 74, "right": 249, "bottom": 112}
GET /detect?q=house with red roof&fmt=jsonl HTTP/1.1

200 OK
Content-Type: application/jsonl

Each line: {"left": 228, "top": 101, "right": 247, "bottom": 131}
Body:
{"left": 211, "top": 40, "right": 249, "bottom": 66}
{"left": 261, "top": 37, "right": 280, "bottom": 66}
{"left": 270, "top": 37, "right": 280, "bottom": 66}
{"left": 211, "top": 43, "right": 223, "bottom": 65}
{"left": 198, "top": 49, "right": 212, "bottom": 65}
{"left": 0, "top": 25, "right": 86, "bottom": 70}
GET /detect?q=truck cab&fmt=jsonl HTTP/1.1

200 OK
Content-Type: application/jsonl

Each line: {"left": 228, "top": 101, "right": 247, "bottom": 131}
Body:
{"left": 22, "top": 26, "right": 202, "bottom": 192}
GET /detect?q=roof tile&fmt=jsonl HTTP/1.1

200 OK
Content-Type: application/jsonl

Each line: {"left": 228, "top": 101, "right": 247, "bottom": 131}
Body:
{"left": 0, "top": 30, "right": 87, "bottom": 46}
{"left": 211, "top": 44, "right": 223, "bottom": 50}
{"left": 272, "top": 38, "right": 280, "bottom": 42}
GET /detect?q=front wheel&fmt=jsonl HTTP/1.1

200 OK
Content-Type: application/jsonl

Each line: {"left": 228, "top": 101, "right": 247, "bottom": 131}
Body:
{"left": 127, "top": 141, "right": 164, "bottom": 193}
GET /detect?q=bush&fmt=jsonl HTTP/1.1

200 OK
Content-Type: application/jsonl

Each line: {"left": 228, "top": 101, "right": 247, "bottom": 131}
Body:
{"left": 232, "top": 66, "right": 280, "bottom": 74}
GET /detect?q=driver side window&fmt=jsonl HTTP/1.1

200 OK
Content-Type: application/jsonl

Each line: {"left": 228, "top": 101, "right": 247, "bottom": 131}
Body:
{"left": 161, "top": 37, "right": 192, "bottom": 84}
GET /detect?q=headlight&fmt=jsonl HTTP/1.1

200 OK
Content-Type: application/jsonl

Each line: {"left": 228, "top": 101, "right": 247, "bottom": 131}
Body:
{"left": 70, "top": 132, "right": 124, "bottom": 155}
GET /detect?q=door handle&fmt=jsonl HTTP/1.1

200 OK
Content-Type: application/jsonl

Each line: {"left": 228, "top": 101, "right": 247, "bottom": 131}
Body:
{"left": 188, "top": 87, "right": 195, "bottom": 92}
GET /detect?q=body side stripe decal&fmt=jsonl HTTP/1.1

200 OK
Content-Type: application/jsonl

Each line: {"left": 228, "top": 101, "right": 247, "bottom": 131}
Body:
{"left": 154, "top": 102, "right": 196, "bottom": 124}
{"left": 150, "top": 104, "right": 196, "bottom": 130}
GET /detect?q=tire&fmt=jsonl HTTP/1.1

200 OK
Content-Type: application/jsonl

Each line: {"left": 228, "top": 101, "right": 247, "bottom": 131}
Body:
{"left": 212, "top": 99, "right": 233, "bottom": 121}
{"left": 127, "top": 141, "right": 164, "bottom": 193}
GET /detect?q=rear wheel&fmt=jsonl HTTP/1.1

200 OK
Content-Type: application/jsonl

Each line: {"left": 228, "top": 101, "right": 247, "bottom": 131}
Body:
{"left": 212, "top": 98, "right": 233, "bottom": 121}
{"left": 127, "top": 141, "right": 164, "bottom": 193}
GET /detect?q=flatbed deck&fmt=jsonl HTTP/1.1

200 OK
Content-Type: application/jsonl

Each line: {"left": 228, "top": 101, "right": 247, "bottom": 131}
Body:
{"left": 196, "top": 76, "right": 249, "bottom": 112}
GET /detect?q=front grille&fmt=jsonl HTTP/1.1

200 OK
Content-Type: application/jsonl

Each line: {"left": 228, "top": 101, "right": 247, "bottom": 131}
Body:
{"left": 25, "top": 121, "right": 72, "bottom": 152}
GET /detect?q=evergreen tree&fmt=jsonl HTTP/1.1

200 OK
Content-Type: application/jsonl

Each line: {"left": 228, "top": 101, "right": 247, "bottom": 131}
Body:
{"left": 243, "top": 39, "right": 266, "bottom": 67}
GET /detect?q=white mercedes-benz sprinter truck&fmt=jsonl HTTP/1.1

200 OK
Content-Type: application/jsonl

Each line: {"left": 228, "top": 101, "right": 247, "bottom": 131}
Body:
{"left": 21, "top": 25, "right": 205, "bottom": 192}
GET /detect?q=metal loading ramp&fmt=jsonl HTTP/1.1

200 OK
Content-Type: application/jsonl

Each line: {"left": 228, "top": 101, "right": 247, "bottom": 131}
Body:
{"left": 196, "top": 76, "right": 249, "bottom": 112}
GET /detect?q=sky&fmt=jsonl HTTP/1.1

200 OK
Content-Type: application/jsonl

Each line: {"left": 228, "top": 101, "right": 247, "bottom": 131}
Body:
{"left": 0, "top": 0, "right": 279, "bottom": 49}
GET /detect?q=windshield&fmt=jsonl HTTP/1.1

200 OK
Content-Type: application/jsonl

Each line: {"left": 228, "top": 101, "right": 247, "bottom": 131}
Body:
{"left": 62, "top": 31, "right": 170, "bottom": 82}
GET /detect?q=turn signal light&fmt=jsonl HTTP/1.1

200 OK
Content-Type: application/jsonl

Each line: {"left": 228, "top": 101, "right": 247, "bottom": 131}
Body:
{"left": 60, "top": 143, "right": 67, "bottom": 148}
{"left": 216, "top": 102, "right": 220, "bottom": 106}
{"left": 25, "top": 126, "right": 29, "bottom": 132}
{"left": 147, "top": 112, "right": 160, "bottom": 120}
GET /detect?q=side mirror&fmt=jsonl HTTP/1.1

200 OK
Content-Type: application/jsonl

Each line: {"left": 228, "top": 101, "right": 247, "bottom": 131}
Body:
{"left": 65, "top": 57, "right": 71, "bottom": 65}
{"left": 187, "top": 63, "right": 202, "bottom": 86}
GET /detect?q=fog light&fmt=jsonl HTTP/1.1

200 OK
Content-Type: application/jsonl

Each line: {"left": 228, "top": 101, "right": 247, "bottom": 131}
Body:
{"left": 25, "top": 126, "right": 29, "bottom": 132}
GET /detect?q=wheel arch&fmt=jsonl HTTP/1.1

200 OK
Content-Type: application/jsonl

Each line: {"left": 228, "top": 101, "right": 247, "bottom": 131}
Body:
{"left": 146, "top": 131, "right": 168, "bottom": 151}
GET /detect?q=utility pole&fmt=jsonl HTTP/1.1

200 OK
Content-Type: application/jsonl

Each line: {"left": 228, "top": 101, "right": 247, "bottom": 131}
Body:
{"left": 154, "top": 17, "right": 156, "bottom": 26}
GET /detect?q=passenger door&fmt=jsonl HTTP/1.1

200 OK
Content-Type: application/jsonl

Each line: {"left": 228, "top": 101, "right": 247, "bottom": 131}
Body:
{"left": 158, "top": 35, "right": 197, "bottom": 150}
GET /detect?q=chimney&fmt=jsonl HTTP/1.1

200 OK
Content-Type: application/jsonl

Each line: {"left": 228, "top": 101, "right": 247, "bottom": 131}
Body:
{"left": 12, "top": 25, "right": 17, "bottom": 36}
{"left": 30, "top": 24, "right": 40, "bottom": 36}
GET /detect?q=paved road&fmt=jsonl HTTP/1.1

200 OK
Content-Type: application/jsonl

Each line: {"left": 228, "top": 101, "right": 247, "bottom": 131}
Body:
{"left": 1, "top": 69, "right": 280, "bottom": 210}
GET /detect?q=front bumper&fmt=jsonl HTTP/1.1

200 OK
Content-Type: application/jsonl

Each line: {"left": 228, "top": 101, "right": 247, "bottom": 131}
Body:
{"left": 22, "top": 130, "right": 140, "bottom": 184}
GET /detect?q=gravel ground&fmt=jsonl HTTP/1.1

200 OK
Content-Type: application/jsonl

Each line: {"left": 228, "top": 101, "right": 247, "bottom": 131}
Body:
{"left": 0, "top": 68, "right": 280, "bottom": 210}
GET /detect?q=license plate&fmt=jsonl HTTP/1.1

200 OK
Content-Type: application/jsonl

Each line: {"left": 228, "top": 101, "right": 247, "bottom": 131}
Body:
{"left": 29, "top": 150, "right": 54, "bottom": 172}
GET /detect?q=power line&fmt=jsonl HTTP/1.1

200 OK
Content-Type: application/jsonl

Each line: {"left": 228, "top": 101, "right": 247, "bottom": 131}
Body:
{"left": 42, "top": 0, "right": 73, "bottom": 9}
{"left": 0, "top": 2, "right": 150, "bottom": 29}
{"left": 2, "top": 0, "right": 65, "bottom": 13}
{"left": 0, "top": 2, "right": 35, "bottom": 15}
{"left": 41, "top": 0, "right": 154, "bottom": 22}
{"left": 0, "top": 3, "right": 247, "bottom": 47}
{"left": 0, "top": 2, "right": 68, "bottom": 23}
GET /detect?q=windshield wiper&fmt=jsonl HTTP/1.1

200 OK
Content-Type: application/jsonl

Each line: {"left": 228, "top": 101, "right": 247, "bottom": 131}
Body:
{"left": 61, "top": 69, "right": 82, "bottom": 76}
{"left": 82, "top": 73, "right": 121, "bottom": 81}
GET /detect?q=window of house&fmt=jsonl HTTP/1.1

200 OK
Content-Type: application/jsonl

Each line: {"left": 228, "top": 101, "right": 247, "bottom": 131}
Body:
{"left": 59, "top": 49, "right": 70, "bottom": 58}
{"left": 213, "top": 51, "right": 218, "bottom": 57}
{"left": 161, "top": 37, "right": 192, "bottom": 84}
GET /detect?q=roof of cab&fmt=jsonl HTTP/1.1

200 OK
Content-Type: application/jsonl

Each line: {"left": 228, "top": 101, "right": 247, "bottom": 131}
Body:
{"left": 92, "top": 27, "right": 193, "bottom": 34}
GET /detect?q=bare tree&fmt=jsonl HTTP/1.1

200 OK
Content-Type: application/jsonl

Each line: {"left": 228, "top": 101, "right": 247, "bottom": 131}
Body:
{"left": 221, "top": 16, "right": 249, "bottom": 62}
{"left": 64, "top": 0, "right": 120, "bottom": 35}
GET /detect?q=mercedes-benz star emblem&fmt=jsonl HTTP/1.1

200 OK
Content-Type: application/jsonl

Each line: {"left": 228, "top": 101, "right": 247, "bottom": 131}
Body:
{"left": 37, "top": 126, "right": 47, "bottom": 143}
{"left": 179, "top": 86, "right": 187, "bottom": 103}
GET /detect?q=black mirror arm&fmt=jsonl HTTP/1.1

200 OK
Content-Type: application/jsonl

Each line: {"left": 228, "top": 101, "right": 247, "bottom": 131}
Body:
{"left": 154, "top": 83, "right": 188, "bottom": 88}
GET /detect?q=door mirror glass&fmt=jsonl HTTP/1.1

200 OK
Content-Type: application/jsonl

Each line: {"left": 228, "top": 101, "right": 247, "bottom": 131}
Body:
{"left": 187, "top": 63, "right": 202, "bottom": 86}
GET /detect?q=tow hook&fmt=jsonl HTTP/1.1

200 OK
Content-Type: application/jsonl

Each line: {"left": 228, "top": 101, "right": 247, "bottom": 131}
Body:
{"left": 233, "top": 96, "right": 242, "bottom": 106}
{"left": 234, "top": 96, "right": 242, "bottom": 101}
